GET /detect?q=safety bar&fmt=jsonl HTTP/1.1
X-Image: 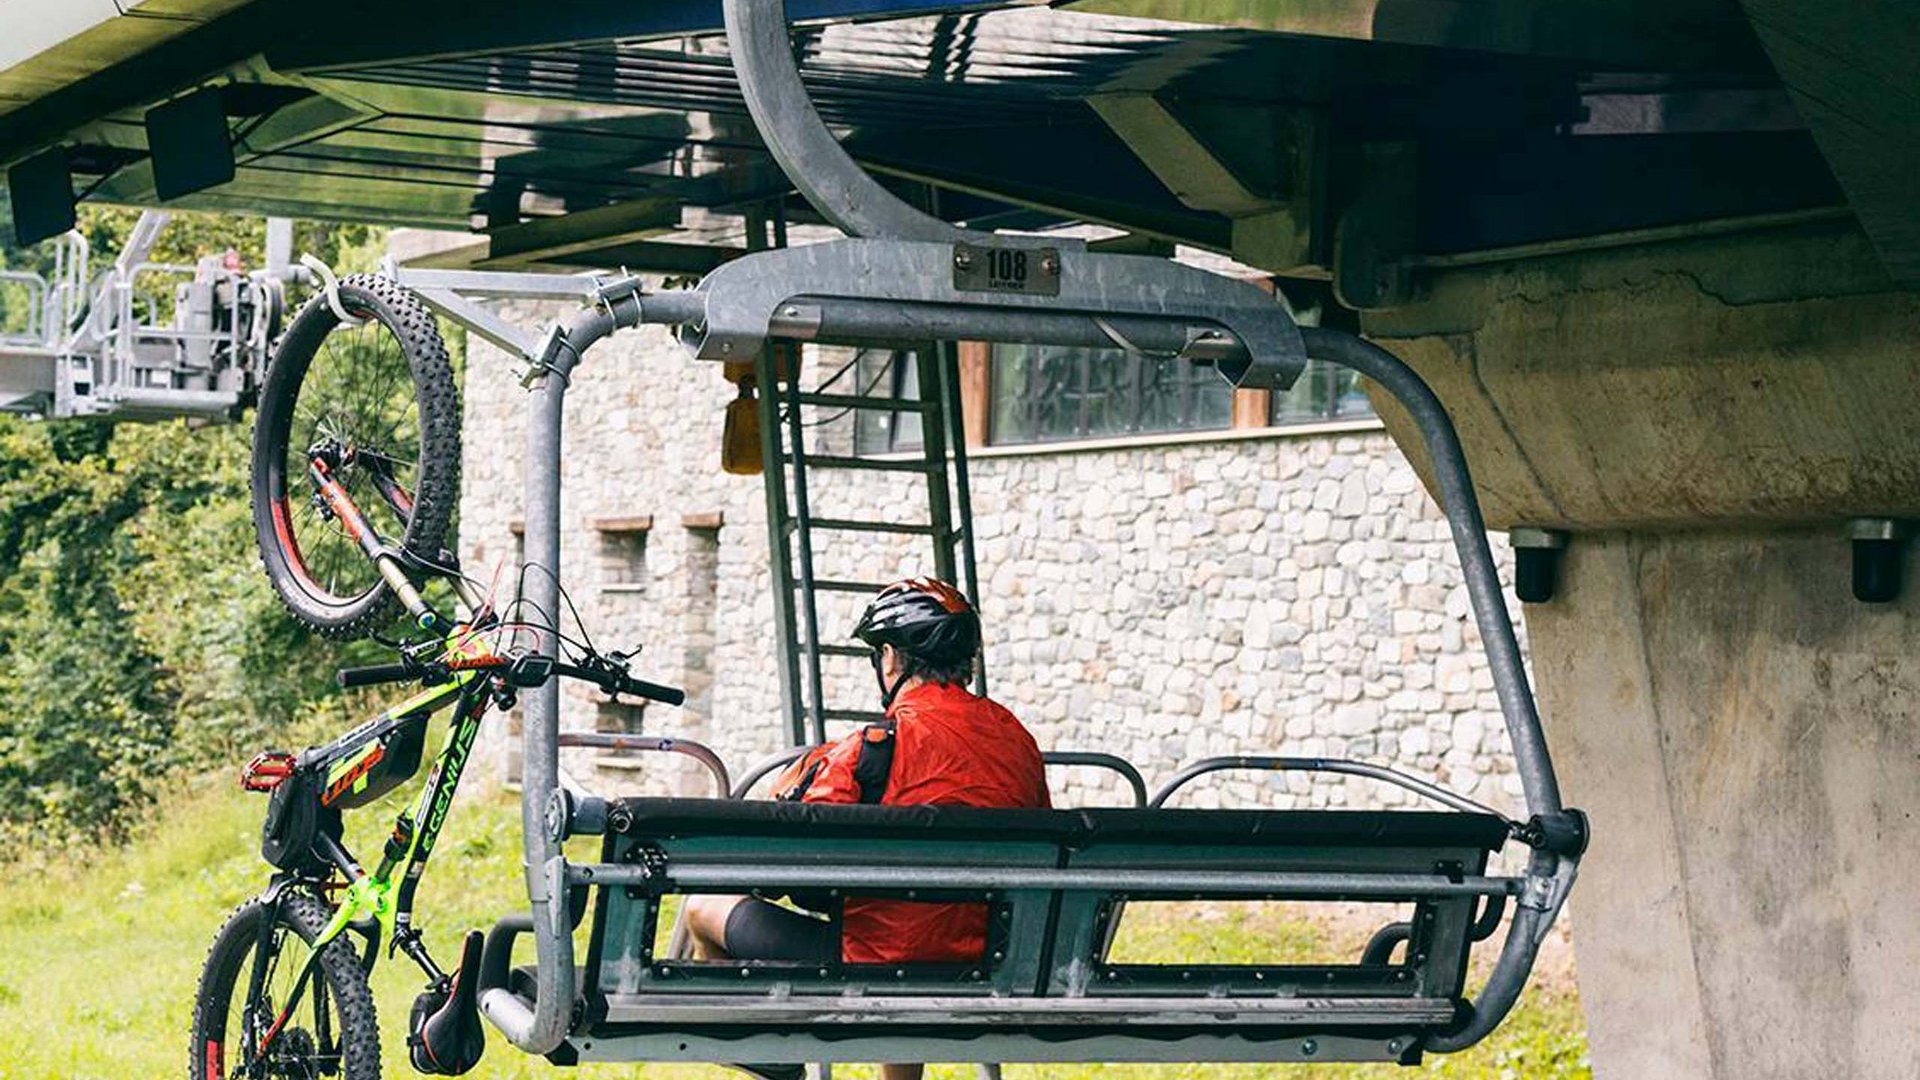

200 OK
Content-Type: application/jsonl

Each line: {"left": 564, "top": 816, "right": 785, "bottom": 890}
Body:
{"left": 723, "top": 0, "right": 978, "bottom": 245}
{"left": 1149, "top": 755, "right": 1510, "bottom": 823}
{"left": 0, "top": 271, "right": 48, "bottom": 346}
{"left": 478, "top": 18, "right": 1579, "bottom": 1044}
{"left": 481, "top": 291, "right": 649, "bottom": 1055}
{"left": 571, "top": 861, "right": 1525, "bottom": 899}
{"left": 484, "top": 290, "right": 1578, "bottom": 1056}
{"left": 1042, "top": 751, "right": 1149, "bottom": 808}
{"left": 556, "top": 732, "right": 731, "bottom": 797}
{"left": 730, "top": 746, "right": 811, "bottom": 800}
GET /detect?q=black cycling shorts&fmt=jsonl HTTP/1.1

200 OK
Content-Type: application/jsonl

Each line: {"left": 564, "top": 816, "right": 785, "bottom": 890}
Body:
{"left": 722, "top": 897, "right": 838, "bottom": 963}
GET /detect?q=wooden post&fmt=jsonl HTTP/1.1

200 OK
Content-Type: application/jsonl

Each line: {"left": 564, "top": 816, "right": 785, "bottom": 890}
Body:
{"left": 956, "top": 340, "right": 991, "bottom": 449}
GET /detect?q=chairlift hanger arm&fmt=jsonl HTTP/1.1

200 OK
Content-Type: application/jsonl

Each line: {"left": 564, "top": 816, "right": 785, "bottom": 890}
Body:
{"left": 671, "top": 238, "right": 1308, "bottom": 390}
{"left": 723, "top": 0, "right": 983, "bottom": 245}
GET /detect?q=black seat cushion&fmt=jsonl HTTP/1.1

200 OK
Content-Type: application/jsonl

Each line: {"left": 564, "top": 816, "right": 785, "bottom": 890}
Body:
{"left": 607, "top": 796, "right": 1086, "bottom": 843}
{"left": 605, "top": 798, "right": 1509, "bottom": 852}
{"left": 1078, "top": 808, "right": 1510, "bottom": 851}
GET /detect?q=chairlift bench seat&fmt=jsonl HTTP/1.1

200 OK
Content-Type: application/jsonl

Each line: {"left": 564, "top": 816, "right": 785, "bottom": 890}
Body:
{"left": 475, "top": 798, "right": 1520, "bottom": 1065}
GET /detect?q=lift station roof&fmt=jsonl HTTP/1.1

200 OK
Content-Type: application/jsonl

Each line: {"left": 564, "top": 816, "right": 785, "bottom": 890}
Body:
{"left": 0, "top": 1, "right": 1912, "bottom": 293}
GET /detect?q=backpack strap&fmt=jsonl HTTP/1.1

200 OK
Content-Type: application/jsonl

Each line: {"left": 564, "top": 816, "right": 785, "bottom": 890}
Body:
{"left": 772, "top": 746, "right": 829, "bottom": 802}
{"left": 852, "top": 721, "right": 897, "bottom": 804}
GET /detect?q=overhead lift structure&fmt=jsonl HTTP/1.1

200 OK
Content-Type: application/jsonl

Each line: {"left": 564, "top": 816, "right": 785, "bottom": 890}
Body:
{"left": 367, "top": 0, "right": 1589, "bottom": 1069}
{"left": 0, "top": 210, "right": 291, "bottom": 420}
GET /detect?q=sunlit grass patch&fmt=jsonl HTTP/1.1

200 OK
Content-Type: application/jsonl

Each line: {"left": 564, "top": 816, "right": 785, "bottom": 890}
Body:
{"left": 0, "top": 770, "right": 1587, "bottom": 1080}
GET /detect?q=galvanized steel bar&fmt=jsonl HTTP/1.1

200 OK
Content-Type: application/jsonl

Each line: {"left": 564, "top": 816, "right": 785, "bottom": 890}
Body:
{"left": 1297, "top": 328, "right": 1559, "bottom": 819}
{"left": 594, "top": 994, "right": 1460, "bottom": 1026}
{"left": 480, "top": 292, "right": 642, "bottom": 1054}
{"left": 722, "top": 0, "right": 981, "bottom": 243}
{"left": 554, "top": 732, "right": 731, "bottom": 797}
{"left": 1149, "top": 755, "right": 1510, "bottom": 821}
{"left": 754, "top": 343, "right": 810, "bottom": 749}
{"left": 936, "top": 340, "right": 987, "bottom": 696}
{"left": 780, "top": 352, "right": 830, "bottom": 746}
{"left": 768, "top": 302, "right": 1247, "bottom": 366}
{"left": 1042, "top": 751, "right": 1149, "bottom": 807}
{"left": 729, "top": 745, "right": 815, "bottom": 799}
{"left": 1294, "top": 327, "right": 1573, "bottom": 1056}
{"left": 571, "top": 861, "right": 1524, "bottom": 898}
{"left": 912, "top": 345, "right": 960, "bottom": 586}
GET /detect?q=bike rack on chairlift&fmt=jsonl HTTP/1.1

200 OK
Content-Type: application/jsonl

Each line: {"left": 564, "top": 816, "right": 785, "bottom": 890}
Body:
{"left": 379, "top": 0, "right": 1585, "bottom": 1067}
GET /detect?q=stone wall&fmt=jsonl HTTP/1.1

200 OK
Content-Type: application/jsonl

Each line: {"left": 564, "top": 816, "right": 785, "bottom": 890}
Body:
{"left": 458, "top": 304, "right": 1527, "bottom": 815}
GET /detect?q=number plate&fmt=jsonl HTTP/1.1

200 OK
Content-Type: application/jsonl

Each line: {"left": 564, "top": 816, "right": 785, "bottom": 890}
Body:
{"left": 952, "top": 243, "right": 1061, "bottom": 297}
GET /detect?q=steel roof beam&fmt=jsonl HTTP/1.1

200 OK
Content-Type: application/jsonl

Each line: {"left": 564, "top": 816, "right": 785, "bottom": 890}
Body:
{"left": 265, "top": 0, "right": 1027, "bottom": 75}
{"left": 1062, "top": 0, "right": 1774, "bottom": 74}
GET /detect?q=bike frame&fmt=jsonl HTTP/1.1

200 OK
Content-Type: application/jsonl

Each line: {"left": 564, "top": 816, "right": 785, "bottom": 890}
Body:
{"left": 242, "top": 458, "right": 496, "bottom": 1072}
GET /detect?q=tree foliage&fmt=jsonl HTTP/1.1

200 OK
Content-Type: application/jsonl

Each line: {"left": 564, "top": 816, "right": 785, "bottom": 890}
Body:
{"left": 0, "top": 203, "right": 389, "bottom": 848}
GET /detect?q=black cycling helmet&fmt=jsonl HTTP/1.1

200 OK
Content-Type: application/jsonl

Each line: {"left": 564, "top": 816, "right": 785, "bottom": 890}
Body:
{"left": 852, "top": 578, "right": 981, "bottom": 703}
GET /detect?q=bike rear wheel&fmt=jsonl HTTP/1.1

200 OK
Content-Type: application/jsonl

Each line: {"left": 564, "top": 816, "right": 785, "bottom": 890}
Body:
{"left": 251, "top": 274, "right": 460, "bottom": 639}
{"left": 190, "top": 891, "right": 380, "bottom": 1080}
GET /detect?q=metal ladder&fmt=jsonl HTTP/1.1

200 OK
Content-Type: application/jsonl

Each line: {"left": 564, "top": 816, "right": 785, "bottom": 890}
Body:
{"left": 754, "top": 337, "right": 984, "bottom": 747}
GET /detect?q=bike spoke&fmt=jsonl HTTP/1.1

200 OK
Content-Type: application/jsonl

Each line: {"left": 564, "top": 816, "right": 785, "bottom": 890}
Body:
{"left": 280, "top": 306, "right": 424, "bottom": 608}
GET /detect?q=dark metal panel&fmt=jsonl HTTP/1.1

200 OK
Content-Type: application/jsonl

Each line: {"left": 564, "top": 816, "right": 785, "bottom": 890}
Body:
{"left": 265, "top": 0, "right": 1029, "bottom": 73}
{"left": 1737, "top": 0, "right": 1920, "bottom": 289}
{"left": 0, "top": 2, "right": 274, "bottom": 167}
{"left": 1063, "top": 0, "right": 1774, "bottom": 73}
{"left": 1414, "top": 130, "right": 1845, "bottom": 255}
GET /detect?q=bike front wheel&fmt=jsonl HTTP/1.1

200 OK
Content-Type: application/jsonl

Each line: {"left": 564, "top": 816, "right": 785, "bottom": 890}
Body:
{"left": 190, "top": 890, "right": 381, "bottom": 1080}
{"left": 251, "top": 274, "right": 461, "bottom": 639}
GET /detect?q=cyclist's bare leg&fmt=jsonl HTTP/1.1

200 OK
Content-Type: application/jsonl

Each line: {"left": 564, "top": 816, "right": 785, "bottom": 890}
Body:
{"left": 685, "top": 894, "right": 746, "bottom": 959}
{"left": 690, "top": 894, "right": 921, "bottom": 1079}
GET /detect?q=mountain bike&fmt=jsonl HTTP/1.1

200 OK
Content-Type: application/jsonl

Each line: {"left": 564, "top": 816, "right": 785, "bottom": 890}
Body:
{"left": 190, "top": 275, "right": 683, "bottom": 1079}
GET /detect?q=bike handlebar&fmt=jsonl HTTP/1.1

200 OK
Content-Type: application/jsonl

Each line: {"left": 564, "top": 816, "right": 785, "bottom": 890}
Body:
{"left": 547, "top": 662, "right": 685, "bottom": 706}
{"left": 334, "top": 655, "right": 685, "bottom": 706}
{"left": 336, "top": 663, "right": 416, "bottom": 689}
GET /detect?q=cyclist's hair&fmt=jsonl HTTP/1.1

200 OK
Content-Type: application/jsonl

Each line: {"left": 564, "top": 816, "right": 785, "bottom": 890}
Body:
{"left": 906, "top": 652, "right": 976, "bottom": 688}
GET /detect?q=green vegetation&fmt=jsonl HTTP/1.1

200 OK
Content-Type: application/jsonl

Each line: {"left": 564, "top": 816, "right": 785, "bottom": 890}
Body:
{"left": 0, "top": 756, "right": 1588, "bottom": 1080}
{"left": 0, "top": 206, "right": 390, "bottom": 852}
{"left": 0, "top": 203, "right": 1588, "bottom": 1077}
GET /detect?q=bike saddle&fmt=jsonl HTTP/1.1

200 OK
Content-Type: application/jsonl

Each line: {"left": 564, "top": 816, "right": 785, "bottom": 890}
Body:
{"left": 408, "top": 930, "right": 486, "bottom": 1076}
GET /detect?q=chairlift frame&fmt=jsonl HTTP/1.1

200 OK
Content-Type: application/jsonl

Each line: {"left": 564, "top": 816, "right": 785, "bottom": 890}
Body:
{"left": 370, "top": 0, "right": 1584, "bottom": 1068}
{"left": 0, "top": 210, "right": 288, "bottom": 420}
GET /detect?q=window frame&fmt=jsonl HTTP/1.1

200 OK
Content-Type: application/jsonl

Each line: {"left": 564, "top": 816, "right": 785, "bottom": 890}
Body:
{"left": 985, "top": 342, "right": 1238, "bottom": 448}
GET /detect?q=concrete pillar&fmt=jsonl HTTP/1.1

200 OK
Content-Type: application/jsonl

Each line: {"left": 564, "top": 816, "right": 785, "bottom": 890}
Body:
{"left": 1534, "top": 531, "right": 1920, "bottom": 1079}
{"left": 1360, "top": 218, "right": 1920, "bottom": 1079}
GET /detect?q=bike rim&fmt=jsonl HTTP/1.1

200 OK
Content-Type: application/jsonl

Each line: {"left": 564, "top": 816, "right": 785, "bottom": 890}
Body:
{"left": 278, "top": 308, "right": 423, "bottom": 606}
{"left": 216, "top": 922, "right": 343, "bottom": 1080}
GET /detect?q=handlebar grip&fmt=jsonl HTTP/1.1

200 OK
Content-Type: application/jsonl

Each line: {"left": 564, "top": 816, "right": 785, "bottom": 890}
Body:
{"left": 614, "top": 675, "right": 685, "bottom": 707}
{"left": 336, "top": 663, "right": 416, "bottom": 689}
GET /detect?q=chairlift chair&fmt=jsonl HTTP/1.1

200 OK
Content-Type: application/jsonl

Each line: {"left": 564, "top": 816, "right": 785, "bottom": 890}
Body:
{"left": 393, "top": 0, "right": 1588, "bottom": 1068}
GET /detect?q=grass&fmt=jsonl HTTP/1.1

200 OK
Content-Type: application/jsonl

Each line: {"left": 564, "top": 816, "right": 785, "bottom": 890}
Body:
{"left": 0, "top": 765, "right": 1589, "bottom": 1080}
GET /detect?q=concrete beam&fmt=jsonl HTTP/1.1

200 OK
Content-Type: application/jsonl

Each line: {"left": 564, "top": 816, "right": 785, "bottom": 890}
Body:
{"left": 1362, "top": 218, "right": 1920, "bottom": 531}
{"left": 1737, "top": 1, "right": 1920, "bottom": 289}
{"left": 1361, "top": 211, "right": 1920, "bottom": 1078}
{"left": 1088, "top": 93, "right": 1322, "bottom": 271}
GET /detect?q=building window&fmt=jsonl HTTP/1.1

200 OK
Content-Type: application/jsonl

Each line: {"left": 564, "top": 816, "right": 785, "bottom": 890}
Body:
{"left": 594, "top": 697, "right": 646, "bottom": 736}
{"left": 851, "top": 348, "right": 924, "bottom": 455}
{"left": 1270, "top": 358, "right": 1374, "bottom": 425}
{"left": 594, "top": 517, "right": 652, "bottom": 593}
{"left": 988, "top": 343, "right": 1234, "bottom": 446}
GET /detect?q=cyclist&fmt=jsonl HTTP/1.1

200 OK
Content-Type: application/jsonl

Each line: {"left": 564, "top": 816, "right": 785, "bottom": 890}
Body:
{"left": 686, "top": 577, "right": 1049, "bottom": 1080}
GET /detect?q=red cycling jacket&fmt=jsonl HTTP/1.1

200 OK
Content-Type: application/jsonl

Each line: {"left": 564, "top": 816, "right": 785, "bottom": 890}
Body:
{"left": 771, "top": 680, "right": 1049, "bottom": 964}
